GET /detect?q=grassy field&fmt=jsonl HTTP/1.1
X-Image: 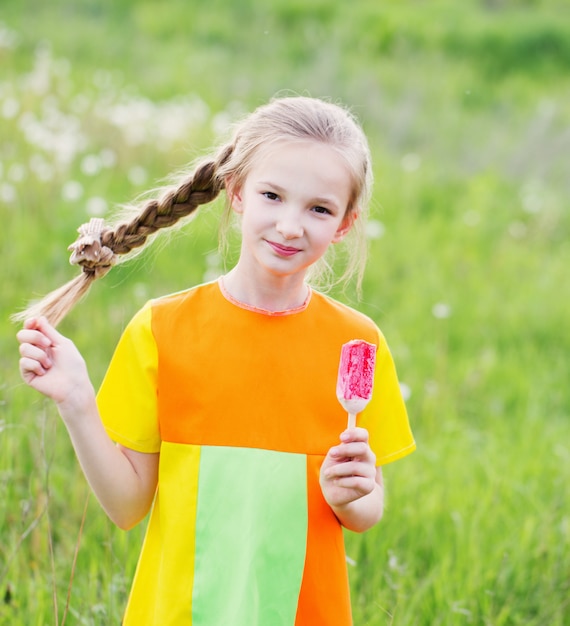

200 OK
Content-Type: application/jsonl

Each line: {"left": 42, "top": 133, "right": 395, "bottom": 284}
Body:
{"left": 1, "top": 0, "right": 569, "bottom": 624}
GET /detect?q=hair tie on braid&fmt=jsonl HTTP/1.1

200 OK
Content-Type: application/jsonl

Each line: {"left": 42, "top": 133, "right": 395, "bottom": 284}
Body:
{"left": 68, "top": 218, "right": 118, "bottom": 279}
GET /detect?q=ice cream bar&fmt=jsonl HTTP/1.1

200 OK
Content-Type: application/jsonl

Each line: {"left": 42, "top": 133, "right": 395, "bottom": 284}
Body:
{"left": 336, "top": 339, "right": 377, "bottom": 428}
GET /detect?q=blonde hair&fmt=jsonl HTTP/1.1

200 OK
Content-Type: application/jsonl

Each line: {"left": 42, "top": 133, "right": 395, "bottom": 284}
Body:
{"left": 13, "top": 96, "right": 373, "bottom": 327}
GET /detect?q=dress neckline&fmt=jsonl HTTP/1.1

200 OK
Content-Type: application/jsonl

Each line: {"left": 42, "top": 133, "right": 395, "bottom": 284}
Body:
{"left": 217, "top": 276, "right": 312, "bottom": 317}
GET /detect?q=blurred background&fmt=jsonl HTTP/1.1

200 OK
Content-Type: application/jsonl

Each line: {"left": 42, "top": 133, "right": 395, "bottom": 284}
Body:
{"left": 1, "top": 0, "right": 569, "bottom": 624}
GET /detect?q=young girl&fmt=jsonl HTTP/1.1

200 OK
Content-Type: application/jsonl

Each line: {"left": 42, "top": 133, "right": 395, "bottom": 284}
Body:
{"left": 16, "top": 96, "right": 415, "bottom": 625}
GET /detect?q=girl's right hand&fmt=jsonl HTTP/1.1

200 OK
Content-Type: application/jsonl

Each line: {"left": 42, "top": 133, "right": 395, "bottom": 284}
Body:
{"left": 17, "top": 317, "right": 94, "bottom": 414}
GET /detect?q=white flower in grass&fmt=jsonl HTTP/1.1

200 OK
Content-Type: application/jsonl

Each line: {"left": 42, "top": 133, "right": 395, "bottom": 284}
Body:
{"left": 450, "top": 601, "right": 472, "bottom": 618}
{"left": 463, "top": 210, "right": 480, "bottom": 227}
{"left": 71, "top": 94, "right": 90, "bottom": 115}
{"left": 62, "top": 180, "right": 83, "bottom": 201}
{"left": 29, "top": 154, "right": 54, "bottom": 182}
{"left": 399, "top": 382, "right": 411, "bottom": 401}
{"left": 91, "top": 603, "right": 107, "bottom": 616}
{"left": 212, "top": 111, "right": 232, "bottom": 137}
{"left": 54, "top": 131, "right": 87, "bottom": 167}
{"left": 450, "top": 510, "right": 463, "bottom": 526}
{"left": 432, "top": 302, "right": 452, "bottom": 319}
{"left": 133, "top": 283, "right": 150, "bottom": 301}
{"left": 0, "top": 22, "right": 18, "bottom": 50}
{"left": 508, "top": 221, "right": 527, "bottom": 239}
{"left": 203, "top": 268, "right": 223, "bottom": 283}
{"left": 401, "top": 152, "right": 421, "bottom": 172}
{"left": 155, "top": 97, "right": 209, "bottom": 148}
{"left": 425, "top": 380, "right": 438, "bottom": 396}
{"left": 86, "top": 196, "right": 108, "bottom": 216}
{"left": 101, "top": 94, "right": 210, "bottom": 149}
{"left": 203, "top": 251, "right": 224, "bottom": 283}
{"left": 128, "top": 165, "right": 148, "bottom": 186}
{"left": 387, "top": 549, "right": 407, "bottom": 575}
{"left": 0, "top": 183, "right": 16, "bottom": 203}
{"left": 105, "top": 97, "right": 155, "bottom": 146}
{"left": 19, "top": 110, "right": 86, "bottom": 166}
{"left": 8, "top": 163, "right": 25, "bottom": 182}
{"left": 53, "top": 57, "right": 71, "bottom": 79}
{"left": 25, "top": 45, "right": 52, "bottom": 95}
{"left": 99, "top": 148, "right": 117, "bottom": 168}
{"left": 520, "top": 180, "right": 543, "bottom": 214}
{"left": 365, "top": 219, "right": 385, "bottom": 240}
{"left": 81, "top": 154, "right": 102, "bottom": 176}
{"left": 93, "top": 69, "right": 114, "bottom": 90}
{"left": 2, "top": 97, "right": 19, "bottom": 119}
{"left": 211, "top": 101, "right": 244, "bottom": 138}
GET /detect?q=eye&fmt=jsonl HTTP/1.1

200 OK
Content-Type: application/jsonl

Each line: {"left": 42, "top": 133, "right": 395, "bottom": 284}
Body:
{"left": 263, "top": 191, "right": 280, "bottom": 201}
{"left": 312, "top": 205, "right": 332, "bottom": 215}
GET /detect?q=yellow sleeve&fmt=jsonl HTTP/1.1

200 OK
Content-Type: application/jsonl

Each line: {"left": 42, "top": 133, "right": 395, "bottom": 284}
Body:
{"left": 96, "top": 302, "right": 161, "bottom": 453}
{"left": 358, "top": 332, "right": 416, "bottom": 466}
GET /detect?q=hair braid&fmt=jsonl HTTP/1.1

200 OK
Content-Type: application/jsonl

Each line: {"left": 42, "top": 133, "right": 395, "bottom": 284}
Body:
{"left": 105, "top": 156, "right": 224, "bottom": 255}
{"left": 12, "top": 144, "right": 234, "bottom": 327}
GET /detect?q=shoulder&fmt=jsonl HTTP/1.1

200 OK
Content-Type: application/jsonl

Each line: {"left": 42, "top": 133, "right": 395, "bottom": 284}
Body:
{"left": 121, "top": 281, "right": 220, "bottom": 338}
{"left": 149, "top": 280, "right": 219, "bottom": 312}
{"left": 310, "top": 291, "right": 383, "bottom": 332}
{"left": 309, "top": 291, "right": 387, "bottom": 347}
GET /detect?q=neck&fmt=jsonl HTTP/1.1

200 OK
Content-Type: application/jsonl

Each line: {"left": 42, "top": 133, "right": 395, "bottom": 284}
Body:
{"left": 222, "top": 265, "right": 310, "bottom": 312}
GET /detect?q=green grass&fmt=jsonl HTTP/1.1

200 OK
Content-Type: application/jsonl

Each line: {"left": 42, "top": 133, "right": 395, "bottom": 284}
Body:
{"left": 1, "top": 0, "right": 569, "bottom": 624}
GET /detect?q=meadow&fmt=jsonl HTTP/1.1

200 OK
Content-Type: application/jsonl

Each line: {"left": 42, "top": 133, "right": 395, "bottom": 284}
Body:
{"left": 1, "top": 0, "right": 569, "bottom": 624}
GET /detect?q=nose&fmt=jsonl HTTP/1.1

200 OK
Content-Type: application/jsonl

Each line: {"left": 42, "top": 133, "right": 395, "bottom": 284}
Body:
{"left": 275, "top": 208, "right": 304, "bottom": 240}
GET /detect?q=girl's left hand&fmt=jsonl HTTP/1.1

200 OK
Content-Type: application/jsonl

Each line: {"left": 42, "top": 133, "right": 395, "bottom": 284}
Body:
{"left": 320, "top": 427, "right": 377, "bottom": 509}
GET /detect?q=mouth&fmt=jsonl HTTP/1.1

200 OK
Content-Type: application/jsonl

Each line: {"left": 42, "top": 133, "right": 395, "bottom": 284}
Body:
{"left": 266, "top": 240, "right": 302, "bottom": 257}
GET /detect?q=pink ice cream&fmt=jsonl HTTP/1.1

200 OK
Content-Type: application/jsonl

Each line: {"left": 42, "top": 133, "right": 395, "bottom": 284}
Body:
{"left": 336, "top": 339, "right": 377, "bottom": 428}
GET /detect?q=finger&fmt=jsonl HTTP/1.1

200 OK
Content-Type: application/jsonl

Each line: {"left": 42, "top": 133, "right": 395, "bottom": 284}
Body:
{"left": 23, "top": 317, "right": 39, "bottom": 330}
{"left": 20, "top": 356, "right": 48, "bottom": 377}
{"left": 333, "top": 442, "right": 376, "bottom": 464}
{"left": 338, "top": 441, "right": 368, "bottom": 456}
{"left": 326, "top": 460, "right": 376, "bottom": 480}
{"left": 22, "top": 316, "right": 51, "bottom": 335}
{"left": 329, "top": 473, "right": 376, "bottom": 495}
{"left": 17, "top": 328, "right": 52, "bottom": 349}
{"left": 32, "top": 316, "right": 65, "bottom": 345}
{"left": 340, "top": 427, "right": 370, "bottom": 444}
{"left": 21, "top": 317, "right": 61, "bottom": 345}
{"left": 19, "top": 342, "right": 52, "bottom": 370}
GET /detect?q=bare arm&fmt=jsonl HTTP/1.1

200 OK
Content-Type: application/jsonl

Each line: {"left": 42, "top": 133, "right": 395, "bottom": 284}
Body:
{"left": 320, "top": 427, "right": 384, "bottom": 533}
{"left": 17, "top": 317, "right": 158, "bottom": 530}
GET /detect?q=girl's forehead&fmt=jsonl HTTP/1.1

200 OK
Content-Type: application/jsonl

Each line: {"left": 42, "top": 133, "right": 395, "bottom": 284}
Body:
{"left": 251, "top": 138, "right": 332, "bottom": 161}
{"left": 247, "top": 139, "right": 352, "bottom": 179}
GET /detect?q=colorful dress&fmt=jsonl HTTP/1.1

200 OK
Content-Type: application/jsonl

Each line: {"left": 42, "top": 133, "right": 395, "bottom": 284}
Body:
{"left": 97, "top": 279, "right": 416, "bottom": 625}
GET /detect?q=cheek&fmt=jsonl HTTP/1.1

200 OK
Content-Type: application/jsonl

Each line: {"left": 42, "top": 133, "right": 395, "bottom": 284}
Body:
{"left": 239, "top": 208, "right": 265, "bottom": 236}
{"left": 312, "top": 228, "right": 339, "bottom": 252}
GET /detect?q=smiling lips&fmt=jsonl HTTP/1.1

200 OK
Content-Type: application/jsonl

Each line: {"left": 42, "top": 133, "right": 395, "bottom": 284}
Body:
{"left": 266, "top": 240, "right": 301, "bottom": 257}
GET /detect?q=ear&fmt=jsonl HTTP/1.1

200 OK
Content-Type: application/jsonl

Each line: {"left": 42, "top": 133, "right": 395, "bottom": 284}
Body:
{"left": 332, "top": 209, "right": 359, "bottom": 243}
{"left": 225, "top": 177, "right": 244, "bottom": 214}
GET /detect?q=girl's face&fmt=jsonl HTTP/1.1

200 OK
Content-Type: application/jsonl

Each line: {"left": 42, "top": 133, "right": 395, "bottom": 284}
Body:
{"left": 230, "top": 139, "right": 356, "bottom": 282}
